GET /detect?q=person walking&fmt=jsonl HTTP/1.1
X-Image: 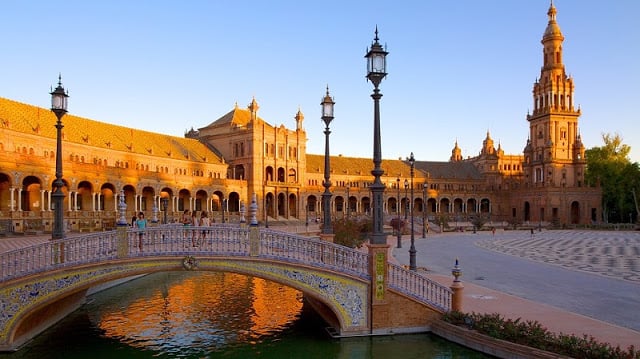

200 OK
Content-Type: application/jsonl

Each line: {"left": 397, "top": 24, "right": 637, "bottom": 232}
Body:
{"left": 135, "top": 212, "right": 147, "bottom": 252}
{"left": 199, "top": 211, "right": 210, "bottom": 246}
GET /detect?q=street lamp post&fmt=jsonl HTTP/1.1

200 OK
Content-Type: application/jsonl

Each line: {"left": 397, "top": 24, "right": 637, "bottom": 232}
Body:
{"left": 396, "top": 177, "right": 401, "bottom": 248}
{"left": 404, "top": 179, "right": 408, "bottom": 220}
{"left": 321, "top": 86, "right": 335, "bottom": 235}
{"left": 422, "top": 182, "right": 428, "bottom": 238}
{"left": 365, "top": 28, "right": 388, "bottom": 245}
{"left": 345, "top": 186, "right": 350, "bottom": 219}
{"left": 50, "top": 75, "right": 69, "bottom": 240}
{"left": 408, "top": 152, "right": 417, "bottom": 271}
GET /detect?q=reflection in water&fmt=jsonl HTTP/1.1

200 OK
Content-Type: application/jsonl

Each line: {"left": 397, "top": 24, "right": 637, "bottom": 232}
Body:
{"left": 90, "top": 272, "right": 303, "bottom": 355}
{"left": 1, "top": 272, "right": 490, "bottom": 359}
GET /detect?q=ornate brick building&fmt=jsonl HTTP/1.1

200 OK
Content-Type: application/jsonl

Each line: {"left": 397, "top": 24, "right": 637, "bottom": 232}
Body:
{"left": 0, "top": 2, "right": 599, "bottom": 235}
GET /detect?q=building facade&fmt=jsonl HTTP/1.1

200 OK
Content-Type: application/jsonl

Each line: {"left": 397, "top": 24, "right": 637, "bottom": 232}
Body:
{"left": 0, "top": 3, "right": 600, "bottom": 235}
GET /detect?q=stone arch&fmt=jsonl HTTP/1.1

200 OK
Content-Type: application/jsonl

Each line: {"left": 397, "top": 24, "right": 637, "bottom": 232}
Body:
{"left": 233, "top": 164, "right": 244, "bottom": 180}
{"left": 100, "top": 183, "right": 117, "bottom": 211}
{"left": 21, "top": 176, "right": 42, "bottom": 212}
{"left": 211, "top": 191, "right": 223, "bottom": 212}
{"left": 306, "top": 195, "right": 318, "bottom": 215}
{"left": 467, "top": 198, "right": 477, "bottom": 214}
{"left": 178, "top": 189, "right": 191, "bottom": 212}
{"left": 277, "top": 192, "right": 286, "bottom": 217}
{"left": 439, "top": 198, "right": 450, "bottom": 213}
{"left": 427, "top": 198, "right": 437, "bottom": 213}
{"left": 277, "top": 167, "right": 285, "bottom": 182}
{"left": 453, "top": 198, "right": 463, "bottom": 213}
{"left": 0, "top": 173, "right": 11, "bottom": 212}
{"left": 265, "top": 192, "right": 275, "bottom": 219}
{"left": 361, "top": 197, "right": 370, "bottom": 215}
{"left": 141, "top": 186, "right": 155, "bottom": 213}
{"left": 1, "top": 258, "right": 368, "bottom": 352}
{"left": 265, "top": 166, "right": 274, "bottom": 182}
{"left": 288, "top": 168, "right": 297, "bottom": 183}
{"left": 77, "top": 181, "right": 94, "bottom": 211}
{"left": 571, "top": 201, "right": 580, "bottom": 224}
{"left": 228, "top": 192, "right": 240, "bottom": 212}
{"left": 288, "top": 193, "right": 297, "bottom": 218}
{"left": 480, "top": 198, "right": 491, "bottom": 214}
{"left": 195, "top": 189, "right": 208, "bottom": 213}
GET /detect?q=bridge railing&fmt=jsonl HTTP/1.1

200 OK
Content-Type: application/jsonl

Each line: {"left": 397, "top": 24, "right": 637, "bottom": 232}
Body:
{"left": 0, "top": 231, "right": 121, "bottom": 281}
{"left": 0, "top": 225, "right": 370, "bottom": 283}
{"left": 259, "top": 229, "right": 369, "bottom": 279}
{"left": 387, "top": 263, "right": 452, "bottom": 312}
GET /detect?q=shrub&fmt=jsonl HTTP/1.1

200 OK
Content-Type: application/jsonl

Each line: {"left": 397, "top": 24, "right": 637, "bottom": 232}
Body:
{"left": 442, "top": 311, "right": 639, "bottom": 359}
{"left": 332, "top": 218, "right": 369, "bottom": 248}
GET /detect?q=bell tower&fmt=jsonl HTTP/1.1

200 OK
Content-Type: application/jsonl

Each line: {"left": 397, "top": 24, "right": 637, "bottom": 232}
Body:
{"left": 524, "top": 1, "right": 585, "bottom": 188}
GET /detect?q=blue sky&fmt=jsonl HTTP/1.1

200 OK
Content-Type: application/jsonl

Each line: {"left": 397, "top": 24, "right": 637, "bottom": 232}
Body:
{"left": 2, "top": 1, "right": 639, "bottom": 163}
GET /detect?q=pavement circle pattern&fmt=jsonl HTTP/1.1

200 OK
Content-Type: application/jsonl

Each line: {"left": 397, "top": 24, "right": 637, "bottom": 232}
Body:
{"left": 475, "top": 230, "right": 640, "bottom": 283}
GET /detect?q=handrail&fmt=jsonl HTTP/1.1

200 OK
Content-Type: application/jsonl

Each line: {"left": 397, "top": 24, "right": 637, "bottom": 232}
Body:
{"left": 387, "top": 262, "right": 452, "bottom": 312}
{"left": 0, "top": 225, "right": 370, "bottom": 283}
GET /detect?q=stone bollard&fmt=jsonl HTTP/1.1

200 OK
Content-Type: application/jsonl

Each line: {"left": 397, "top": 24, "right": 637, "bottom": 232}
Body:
{"left": 450, "top": 258, "right": 464, "bottom": 312}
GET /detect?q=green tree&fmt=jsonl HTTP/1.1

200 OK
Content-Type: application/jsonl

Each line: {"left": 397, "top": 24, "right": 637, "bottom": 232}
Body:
{"left": 585, "top": 133, "right": 639, "bottom": 223}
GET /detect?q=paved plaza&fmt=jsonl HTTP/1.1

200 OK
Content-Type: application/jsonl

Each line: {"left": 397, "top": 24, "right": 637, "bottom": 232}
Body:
{"left": 475, "top": 230, "right": 640, "bottom": 283}
{"left": 392, "top": 229, "right": 640, "bottom": 336}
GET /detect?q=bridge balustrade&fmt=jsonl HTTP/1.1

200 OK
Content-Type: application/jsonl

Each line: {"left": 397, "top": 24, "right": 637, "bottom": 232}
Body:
{"left": 387, "top": 263, "right": 452, "bottom": 312}
{"left": 1, "top": 226, "right": 450, "bottom": 313}
{"left": 259, "top": 230, "right": 369, "bottom": 278}
{"left": 0, "top": 231, "right": 120, "bottom": 281}
{"left": 0, "top": 225, "right": 370, "bottom": 283}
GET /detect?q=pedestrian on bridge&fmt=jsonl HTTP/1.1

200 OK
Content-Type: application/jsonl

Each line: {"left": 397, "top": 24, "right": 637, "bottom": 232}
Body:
{"left": 199, "top": 211, "right": 210, "bottom": 246}
{"left": 136, "top": 212, "right": 147, "bottom": 251}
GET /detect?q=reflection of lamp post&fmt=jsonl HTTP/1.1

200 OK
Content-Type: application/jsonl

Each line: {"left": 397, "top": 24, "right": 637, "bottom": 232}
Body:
{"left": 50, "top": 75, "right": 69, "bottom": 240}
{"left": 408, "top": 152, "right": 416, "bottom": 271}
{"left": 161, "top": 197, "right": 169, "bottom": 224}
{"left": 365, "top": 28, "right": 388, "bottom": 245}
{"left": 422, "top": 182, "right": 428, "bottom": 238}
{"left": 321, "top": 86, "right": 335, "bottom": 235}
{"left": 404, "top": 179, "right": 409, "bottom": 220}
{"left": 396, "top": 177, "right": 401, "bottom": 248}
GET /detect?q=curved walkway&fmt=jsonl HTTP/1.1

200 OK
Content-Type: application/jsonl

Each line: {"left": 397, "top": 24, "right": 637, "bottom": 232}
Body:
{"left": 391, "top": 229, "right": 640, "bottom": 349}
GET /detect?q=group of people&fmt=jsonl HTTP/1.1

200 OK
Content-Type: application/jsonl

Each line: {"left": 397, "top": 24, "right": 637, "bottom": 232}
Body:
{"left": 129, "top": 210, "right": 216, "bottom": 251}
{"left": 182, "top": 210, "right": 214, "bottom": 246}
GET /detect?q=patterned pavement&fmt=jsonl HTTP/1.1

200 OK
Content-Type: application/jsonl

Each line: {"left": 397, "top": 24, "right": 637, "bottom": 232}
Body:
{"left": 476, "top": 230, "right": 640, "bottom": 283}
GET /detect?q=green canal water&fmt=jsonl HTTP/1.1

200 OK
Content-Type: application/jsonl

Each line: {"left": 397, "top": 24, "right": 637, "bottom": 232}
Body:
{"left": 1, "top": 272, "right": 491, "bottom": 358}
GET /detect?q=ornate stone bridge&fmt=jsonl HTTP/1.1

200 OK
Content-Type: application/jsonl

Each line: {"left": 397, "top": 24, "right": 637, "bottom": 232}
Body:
{"left": 0, "top": 225, "right": 452, "bottom": 351}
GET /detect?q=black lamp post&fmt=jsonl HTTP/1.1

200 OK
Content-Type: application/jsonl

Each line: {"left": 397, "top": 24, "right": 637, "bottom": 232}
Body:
{"left": 50, "top": 75, "right": 69, "bottom": 240}
{"left": 345, "top": 186, "right": 350, "bottom": 219}
{"left": 161, "top": 197, "right": 169, "bottom": 224}
{"left": 404, "top": 179, "right": 408, "bottom": 220}
{"left": 408, "top": 152, "right": 417, "bottom": 271}
{"left": 422, "top": 182, "right": 428, "bottom": 238}
{"left": 365, "top": 28, "right": 388, "bottom": 245}
{"left": 321, "top": 86, "right": 335, "bottom": 235}
{"left": 396, "top": 177, "right": 401, "bottom": 248}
